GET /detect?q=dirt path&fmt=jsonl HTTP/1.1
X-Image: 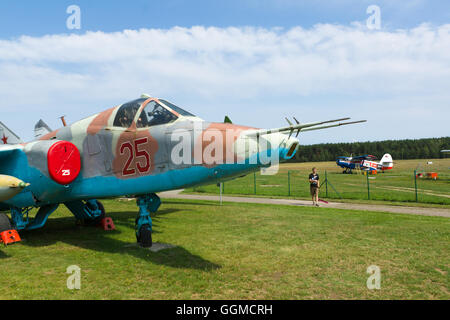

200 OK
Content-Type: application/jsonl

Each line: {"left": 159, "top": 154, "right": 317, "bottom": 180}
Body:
{"left": 159, "top": 190, "right": 450, "bottom": 218}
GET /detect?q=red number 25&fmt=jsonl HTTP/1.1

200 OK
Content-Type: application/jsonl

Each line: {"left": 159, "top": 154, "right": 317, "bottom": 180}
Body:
{"left": 120, "top": 138, "right": 151, "bottom": 176}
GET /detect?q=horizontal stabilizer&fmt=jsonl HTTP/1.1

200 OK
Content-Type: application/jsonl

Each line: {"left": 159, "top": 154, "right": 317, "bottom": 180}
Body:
{"left": 0, "top": 121, "right": 22, "bottom": 145}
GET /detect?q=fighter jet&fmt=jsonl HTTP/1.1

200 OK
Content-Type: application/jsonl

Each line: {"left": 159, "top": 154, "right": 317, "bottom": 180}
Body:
{"left": 0, "top": 95, "right": 366, "bottom": 247}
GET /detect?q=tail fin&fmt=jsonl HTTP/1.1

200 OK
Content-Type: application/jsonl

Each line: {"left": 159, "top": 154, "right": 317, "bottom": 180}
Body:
{"left": 34, "top": 119, "right": 52, "bottom": 139}
{"left": 0, "top": 121, "right": 22, "bottom": 145}
{"left": 380, "top": 153, "right": 393, "bottom": 169}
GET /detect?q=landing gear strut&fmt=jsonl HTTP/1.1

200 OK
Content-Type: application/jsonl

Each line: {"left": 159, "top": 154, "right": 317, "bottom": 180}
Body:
{"left": 65, "top": 199, "right": 105, "bottom": 226}
{"left": 135, "top": 194, "right": 161, "bottom": 248}
{"left": 10, "top": 204, "right": 59, "bottom": 231}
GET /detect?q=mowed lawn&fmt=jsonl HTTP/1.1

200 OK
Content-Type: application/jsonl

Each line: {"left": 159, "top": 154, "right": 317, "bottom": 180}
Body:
{"left": 0, "top": 199, "right": 449, "bottom": 300}
{"left": 187, "top": 159, "right": 450, "bottom": 206}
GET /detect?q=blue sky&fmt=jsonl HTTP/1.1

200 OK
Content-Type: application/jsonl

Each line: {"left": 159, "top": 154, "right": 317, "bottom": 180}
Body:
{"left": 0, "top": 0, "right": 449, "bottom": 144}
{"left": 1, "top": 0, "right": 449, "bottom": 38}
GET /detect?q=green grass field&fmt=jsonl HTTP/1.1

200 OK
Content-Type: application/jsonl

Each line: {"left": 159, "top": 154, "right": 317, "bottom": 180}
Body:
{"left": 186, "top": 159, "right": 450, "bottom": 206}
{"left": 1, "top": 199, "right": 448, "bottom": 300}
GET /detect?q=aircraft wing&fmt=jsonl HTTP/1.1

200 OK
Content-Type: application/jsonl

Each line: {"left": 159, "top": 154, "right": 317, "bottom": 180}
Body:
{"left": 0, "top": 144, "right": 23, "bottom": 160}
{"left": 353, "top": 155, "right": 377, "bottom": 161}
{"left": 244, "top": 118, "right": 367, "bottom": 138}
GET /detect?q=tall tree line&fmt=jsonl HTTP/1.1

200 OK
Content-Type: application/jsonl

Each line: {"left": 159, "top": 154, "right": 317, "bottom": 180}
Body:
{"left": 293, "top": 137, "right": 450, "bottom": 162}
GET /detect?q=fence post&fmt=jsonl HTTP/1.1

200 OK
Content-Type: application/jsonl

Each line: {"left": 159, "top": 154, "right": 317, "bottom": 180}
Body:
{"left": 254, "top": 172, "right": 257, "bottom": 195}
{"left": 288, "top": 171, "right": 291, "bottom": 197}
{"left": 325, "top": 170, "right": 328, "bottom": 198}
{"left": 367, "top": 172, "right": 371, "bottom": 200}
{"left": 414, "top": 170, "right": 418, "bottom": 202}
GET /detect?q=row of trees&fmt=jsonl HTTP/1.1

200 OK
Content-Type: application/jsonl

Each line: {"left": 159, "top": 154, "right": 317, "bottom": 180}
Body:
{"left": 293, "top": 137, "right": 450, "bottom": 162}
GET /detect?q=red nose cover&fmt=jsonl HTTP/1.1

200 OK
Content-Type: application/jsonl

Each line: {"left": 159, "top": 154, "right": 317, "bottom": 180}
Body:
{"left": 47, "top": 141, "right": 81, "bottom": 185}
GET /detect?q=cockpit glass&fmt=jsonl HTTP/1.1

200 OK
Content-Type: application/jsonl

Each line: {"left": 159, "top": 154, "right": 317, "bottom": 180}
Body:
{"left": 113, "top": 98, "right": 147, "bottom": 128}
{"left": 159, "top": 99, "right": 196, "bottom": 117}
{"left": 137, "top": 101, "right": 178, "bottom": 128}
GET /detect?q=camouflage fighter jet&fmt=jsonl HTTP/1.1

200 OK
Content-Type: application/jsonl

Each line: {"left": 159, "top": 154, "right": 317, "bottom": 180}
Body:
{"left": 0, "top": 95, "right": 366, "bottom": 247}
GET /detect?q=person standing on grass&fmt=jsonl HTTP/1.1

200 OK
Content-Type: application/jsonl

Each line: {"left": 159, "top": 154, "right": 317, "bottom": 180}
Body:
{"left": 309, "top": 167, "right": 320, "bottom": 207}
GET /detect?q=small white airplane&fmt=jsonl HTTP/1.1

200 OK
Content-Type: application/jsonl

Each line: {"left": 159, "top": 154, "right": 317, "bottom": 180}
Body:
{"left": 336, "top": 153, "right": 393, "bottom": 173}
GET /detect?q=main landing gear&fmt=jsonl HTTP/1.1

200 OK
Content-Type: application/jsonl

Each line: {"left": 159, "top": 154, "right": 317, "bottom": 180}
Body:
{"left": 1, "top": 195, "right": 161, "bottom": 248}
{"left": 65, "top": 199, "right": 105, "bottom": 226}
{"left": 135, "top": 194, "right": 161, "bottom": 248}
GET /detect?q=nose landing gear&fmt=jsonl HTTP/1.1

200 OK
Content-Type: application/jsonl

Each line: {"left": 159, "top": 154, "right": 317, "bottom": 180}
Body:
{"left": 135, "top": 194, "right": 161, "bottom": 248}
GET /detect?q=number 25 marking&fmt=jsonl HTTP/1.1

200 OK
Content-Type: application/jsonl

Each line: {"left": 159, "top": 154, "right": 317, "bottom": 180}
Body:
{"left": 120, "top": 138, "right": 151, "bottom": 176}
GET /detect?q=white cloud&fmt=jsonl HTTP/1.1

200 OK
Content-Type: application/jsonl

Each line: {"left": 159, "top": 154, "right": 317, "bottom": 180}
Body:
{"left": 0, "top": 24, "right": 449, "bottom": 142}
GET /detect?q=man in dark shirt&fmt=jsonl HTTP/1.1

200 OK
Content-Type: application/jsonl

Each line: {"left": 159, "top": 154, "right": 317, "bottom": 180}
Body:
{"left": 309, "top": 167, "right": 320, "bottom": 207}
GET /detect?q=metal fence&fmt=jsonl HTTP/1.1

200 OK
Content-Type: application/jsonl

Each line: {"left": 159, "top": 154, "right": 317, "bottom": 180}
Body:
{"left": 192, "top": 168, "right": 450, "bottom": 205}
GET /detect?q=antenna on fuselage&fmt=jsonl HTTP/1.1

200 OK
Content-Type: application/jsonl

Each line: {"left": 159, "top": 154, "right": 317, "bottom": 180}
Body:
{"left": 59, "top": 116, "right": 67, "bottom": 127}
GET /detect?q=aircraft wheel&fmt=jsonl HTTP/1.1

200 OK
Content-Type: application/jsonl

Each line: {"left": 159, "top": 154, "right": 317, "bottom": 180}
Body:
{"left": 137, "top": 224, "right": 152, "bottom": 248}
{"left": 0, "top": 213, "right": 12, "bottom": 232}
{"left": 96, "top": 201, "right": 106, "bottom": 218}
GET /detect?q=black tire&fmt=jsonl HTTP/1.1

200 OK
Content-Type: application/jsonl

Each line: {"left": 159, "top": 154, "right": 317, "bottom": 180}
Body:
{"left": 0, "top": 213, "right": 12, "bottom": 233}
{"left": 83, "top": 200, "right": 106, "bottom": 226}
{"left": 96, "top": 201, "right": 106, "bottom": 217}
{"left": 137, "top": 224, "right": 152, "bottom": 248}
